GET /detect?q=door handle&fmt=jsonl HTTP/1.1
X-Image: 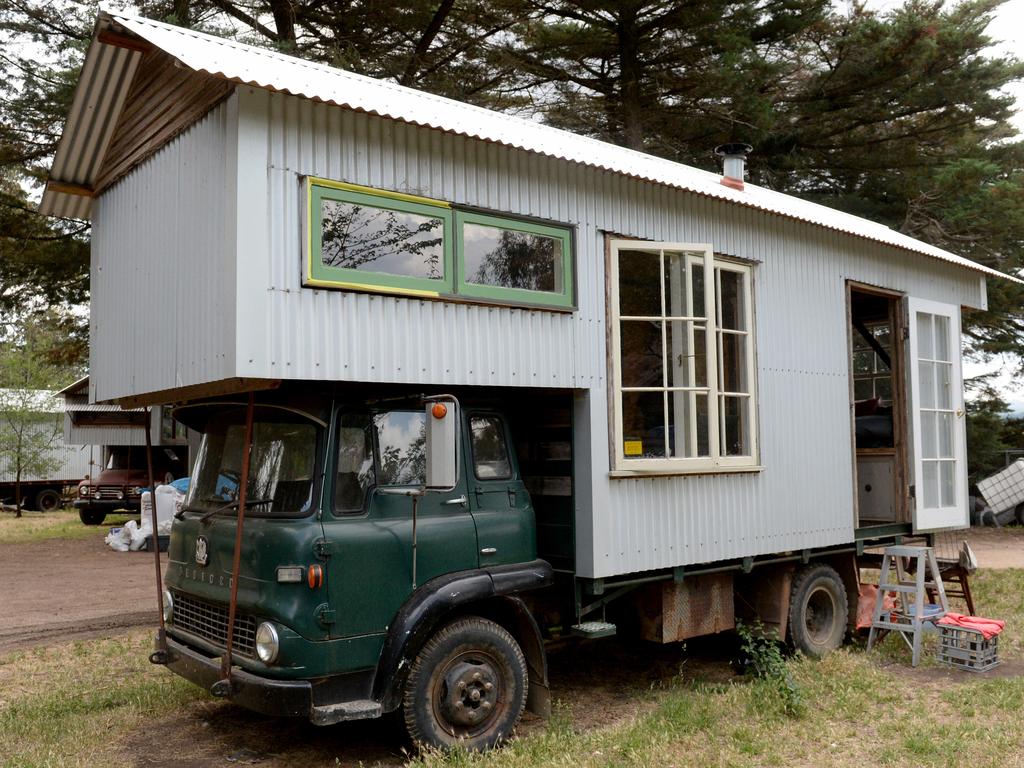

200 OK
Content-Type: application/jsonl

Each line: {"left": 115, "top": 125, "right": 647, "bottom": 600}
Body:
{"left": 956, "top": 408, "right": 964, "bottom": 418}
{"left": 444, "top": 495, "right": 468, "bottom": 506}
{"left": 480, "top": 547, "right": 497, "bottom": 555}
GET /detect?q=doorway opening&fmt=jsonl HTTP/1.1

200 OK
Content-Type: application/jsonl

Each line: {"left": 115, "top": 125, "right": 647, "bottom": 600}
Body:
{"left": 849, "top": 285, "right": 909, "bottom": 527}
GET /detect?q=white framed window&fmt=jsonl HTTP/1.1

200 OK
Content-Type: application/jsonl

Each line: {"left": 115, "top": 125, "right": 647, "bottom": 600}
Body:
{"left": 609, "top": 240, "right": 759, "bottom": 473}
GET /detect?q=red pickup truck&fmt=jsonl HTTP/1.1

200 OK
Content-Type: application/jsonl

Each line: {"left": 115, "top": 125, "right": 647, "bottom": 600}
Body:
{"left": 74, "top": 446, "right": 186, "bottom": 525}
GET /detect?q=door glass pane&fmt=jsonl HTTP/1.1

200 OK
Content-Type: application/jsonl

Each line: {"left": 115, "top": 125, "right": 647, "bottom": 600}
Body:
{"left": 622, "top": 391, "right": 666, "bottom": 458}
{"left": 463, "top": 223, "right": 561, "bottom": 292}
{"left": 666, "top": 320, "right": 707, "bottom": 388}
{"left": 917, "top": 313, "right": 934, "bottom": 359}
{"left": 620, "top": 321, "right": 664, "bottom": 387}
{"left": 374, "top": 411, "right": 427, "bottom": 486}
{"left": 720, "top": 333, "right": 747, "bottom": 393}
{"left": 918, "top": 362, "right": 936, "bottom": 409}
{"left": 663, "top": 252, "right": 691, "bottom": 318}
{"left": 936, "top": 362, "right": 953, "bottom": 409}
{"left": 470, "top": 416, "right": 512, "bottom": 480}
{"left": 934, "top": 315, "right": 950, "bottom": 361}
{"left": 321, "top": 199, "right": 445, "bottom": 279}
{"left": 922, "top": 460, "right": 939, "bottom": 509}
{"left": 691, "top": 259, "right": 706, "bottom": 318}
{"left": 854, "top": 379, "right": 874, "bottom": 400}
{"left": 721, "top": 395, "right": 749, "bottom": 456}
{"left": 921, "top": 411, "right": 938, "bottom": 459}
{"left": 940, "top": 461, "right": 956, "bottom": 507}
{"left": 619, "top": 250, "right": 661, "bottom": 316}
{"left": 718, "top": 269, "right": 745, "bottom": 330}
{"left": 668, "top": 391, "right": 711, "bottom": 458}
{"left": 938, "top": 412, "right": 954, "bottom": 458}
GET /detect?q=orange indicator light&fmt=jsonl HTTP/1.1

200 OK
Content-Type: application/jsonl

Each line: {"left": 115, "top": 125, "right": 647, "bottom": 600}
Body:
{"left": 308, "top": 564, "right": 323, "bottom": 589}
{"left": 431, "top": 402, "right": 448, "bottom": 419}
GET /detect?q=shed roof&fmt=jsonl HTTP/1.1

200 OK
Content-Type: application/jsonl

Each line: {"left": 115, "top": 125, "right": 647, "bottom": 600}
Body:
{"left": 41, "top": 8, "right": 1019, "bottom": 283}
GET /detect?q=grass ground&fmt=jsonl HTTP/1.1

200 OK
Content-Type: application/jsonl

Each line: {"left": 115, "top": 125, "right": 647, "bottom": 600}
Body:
{"left": 2, "top": 569, "right": 1023, "bottom": 768}
{"left": 0, "top": 509, "right": 135, "bottom": 544}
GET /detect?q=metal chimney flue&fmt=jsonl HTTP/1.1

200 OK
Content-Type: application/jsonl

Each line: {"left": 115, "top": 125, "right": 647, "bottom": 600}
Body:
{"left": 715, "top": 143, "right": 752, "bottom": 191}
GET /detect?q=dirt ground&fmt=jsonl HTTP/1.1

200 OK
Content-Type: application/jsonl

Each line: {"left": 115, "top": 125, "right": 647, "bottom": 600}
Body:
{"left": 0, "top": 535, "right": 165, "bottom": 654}
{"left": 2, "top": 526, "right": 1023, "bottom": 766}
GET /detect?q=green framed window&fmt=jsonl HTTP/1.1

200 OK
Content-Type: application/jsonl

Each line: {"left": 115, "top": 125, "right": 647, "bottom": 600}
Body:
{"left": 307, "top": 180, "right": 453, "bottom": 297}
{"left": 305, "top": 178, "right": 574, "bottom": 309}
{"left": 455, "top": 211, "right": 574, "bottom": 308}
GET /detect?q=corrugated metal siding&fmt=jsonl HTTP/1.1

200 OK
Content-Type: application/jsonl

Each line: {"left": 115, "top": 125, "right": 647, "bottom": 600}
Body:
{"left": 90, "top": 101, "right": 236, "bottom": 404}
{"left": 0, "top": 421, "right": 94, "bottom": 483}
{"left": 244, "top": 89, "right": 982, "bottom": 578}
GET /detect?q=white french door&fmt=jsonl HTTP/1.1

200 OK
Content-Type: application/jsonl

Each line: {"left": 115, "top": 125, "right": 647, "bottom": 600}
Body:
{"left": 907, "top": 297, "right": 968, "bottom": 531}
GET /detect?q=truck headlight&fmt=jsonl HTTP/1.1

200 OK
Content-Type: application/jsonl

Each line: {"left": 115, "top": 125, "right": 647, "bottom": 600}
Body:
{"left": 79, "top": 486, "right": 89, "bottom": 496}
{"left": 255, "top": 622, "right": 279, "bottom": 664}
{"left": 162, "top": 589, "right": 173, "bottom": 623}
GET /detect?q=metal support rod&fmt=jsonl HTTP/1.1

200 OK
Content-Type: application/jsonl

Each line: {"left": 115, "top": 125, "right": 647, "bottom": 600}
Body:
{"left": 145, "top": 408, "right": 167, "bottom": 652}
{"left": 220, "top": 392, "right": 255, "bottom": 684}
{"left": 411, "top": 493, "right": 419, "bottom": 590}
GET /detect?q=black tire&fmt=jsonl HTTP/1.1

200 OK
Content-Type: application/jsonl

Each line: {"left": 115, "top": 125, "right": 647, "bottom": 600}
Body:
{"left": 34, "top": 489, "right": 62, "bottom": 512}
{"left": 403, "top": 616, "right": 527, "bottom": 752}
{"left": 79, "top": 509, "right": 107, "bottom": 526}
{"left": 788, "top": 564, "right": 848, "bottom": 659}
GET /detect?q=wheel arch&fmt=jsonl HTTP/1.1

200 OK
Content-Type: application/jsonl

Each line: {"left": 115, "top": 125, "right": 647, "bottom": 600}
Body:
{"left": 372, "top": 559, "right": 553, "bottom": 713}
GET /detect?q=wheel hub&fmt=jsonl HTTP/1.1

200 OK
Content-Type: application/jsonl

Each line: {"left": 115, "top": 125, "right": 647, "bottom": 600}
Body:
{"left": 440, "top": 662, "right": 497, "bottom": 728}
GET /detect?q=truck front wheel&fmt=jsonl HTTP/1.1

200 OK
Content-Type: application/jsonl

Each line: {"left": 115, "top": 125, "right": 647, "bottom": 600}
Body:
{"left": 788, "top": 564, "right": 848, "bottom": 659}
{"left": 403, "top": 616, "right": 527, "bottom": 752}
{"left": 79, "top": 509, "right": 107, "bottom": 526}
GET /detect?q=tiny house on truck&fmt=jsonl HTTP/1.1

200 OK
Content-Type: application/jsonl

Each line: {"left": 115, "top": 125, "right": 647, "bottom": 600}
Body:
{"left": 42, "top": 10, "right": 1018, "bottom": 750}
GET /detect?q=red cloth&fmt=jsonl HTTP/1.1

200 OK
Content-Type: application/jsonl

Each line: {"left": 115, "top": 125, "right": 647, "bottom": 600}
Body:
{"left": 937, "top": 612, "right": 1005, "bottom": 640}
{"left": 856, "top": 584, "right": 897, "bottom": 630}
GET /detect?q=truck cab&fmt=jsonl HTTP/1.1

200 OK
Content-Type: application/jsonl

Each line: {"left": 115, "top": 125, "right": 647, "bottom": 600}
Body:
{"left": 160, "top": 388, "right": 553, "bottom": 750}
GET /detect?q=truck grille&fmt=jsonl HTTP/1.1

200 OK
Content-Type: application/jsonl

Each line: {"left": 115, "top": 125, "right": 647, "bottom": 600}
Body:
{"left": 95, "top": 486, "right": 124, "bottom": 499}
{"left": 170, "top": 591, "right": 256, "bottom": 657}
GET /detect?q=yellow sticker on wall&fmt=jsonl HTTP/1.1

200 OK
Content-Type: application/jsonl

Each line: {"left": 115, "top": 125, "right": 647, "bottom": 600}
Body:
{"left": 624, "top": 440, "right": 643, "bottom": 456}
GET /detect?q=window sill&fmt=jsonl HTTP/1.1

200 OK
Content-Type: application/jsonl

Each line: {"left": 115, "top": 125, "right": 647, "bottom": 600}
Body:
{"left": 608, "top": 465, "right": 764, "bottom": 479}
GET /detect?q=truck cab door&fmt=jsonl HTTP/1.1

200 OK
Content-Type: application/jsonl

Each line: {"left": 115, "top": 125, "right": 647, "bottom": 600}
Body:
{"left": 465, "top": 412, "right": 536, "bottom": 567}
{"left": 322, "top": 409, "right": 478, "bottom": 648}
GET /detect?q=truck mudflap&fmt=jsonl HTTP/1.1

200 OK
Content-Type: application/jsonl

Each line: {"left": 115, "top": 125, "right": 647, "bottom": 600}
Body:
{"left": 163, "top": 635, "right": 312, "bottom": 719}
{"left": 373, "top": 559, "right": 554, "bottom": 713}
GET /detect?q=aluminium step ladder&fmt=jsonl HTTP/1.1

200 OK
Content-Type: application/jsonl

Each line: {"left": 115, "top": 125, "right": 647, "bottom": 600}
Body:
{"left": 866, "top": 545, "right": 949, "bottom": 667}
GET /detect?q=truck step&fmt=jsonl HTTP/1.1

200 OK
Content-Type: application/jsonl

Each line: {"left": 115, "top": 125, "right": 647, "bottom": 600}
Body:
{"left": 571, "top": 621, "right": 617, "bottom": 639}
{"left": 310, "top": 700, "right": 382, "bottom": 726}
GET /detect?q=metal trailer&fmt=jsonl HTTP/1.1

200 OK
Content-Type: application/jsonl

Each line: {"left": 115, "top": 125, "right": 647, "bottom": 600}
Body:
{"left": 38, "top": 10, "right": 1021, "bottom": 751}
{"left": 0, "top": 390, "right": 93, "bottom": 511}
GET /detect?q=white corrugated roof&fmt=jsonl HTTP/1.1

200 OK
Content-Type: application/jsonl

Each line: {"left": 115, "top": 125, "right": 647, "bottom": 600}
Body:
{"left": 41, "top": 8, "right": 1019, "bottom": 283}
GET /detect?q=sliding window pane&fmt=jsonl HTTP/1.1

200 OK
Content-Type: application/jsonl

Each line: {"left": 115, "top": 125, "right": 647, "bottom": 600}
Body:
{"left": 321, "top": 199, "right": 444, "bottom": 279}
{"left": 463, "top": 223, "right": 560, "bottom": 292}
{"left": 620, "top": 320, "right": 664, "bottom": 388}
{"left": 718, "top": 269, "right": 745, "bottom": 330}
{"left": 621, "top": 391, "right": 666, "bottom": 459}
{"left": 667, "top": 320, "right": 707, "bottom": 388}
{"left": 668, "top": 390, "right": 711, "bottom": 458}
{"left": 719, "top": 333, "right": 747, "bottom": 393}
{"left": 619, "top": 250, "right": 661, "bottom": 316}
{"left": 721, "top": 395, "right": 750, "bottom": 456}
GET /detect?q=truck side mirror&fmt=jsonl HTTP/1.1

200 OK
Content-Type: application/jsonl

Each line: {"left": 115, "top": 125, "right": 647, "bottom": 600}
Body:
{"left": 425, "top": 398, "right": 459, "bottom": 490}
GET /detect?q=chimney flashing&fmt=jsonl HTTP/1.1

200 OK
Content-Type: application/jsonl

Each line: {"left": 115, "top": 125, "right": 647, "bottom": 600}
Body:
{"left": 715, "top": 143, "right": 753, "bottom": 191}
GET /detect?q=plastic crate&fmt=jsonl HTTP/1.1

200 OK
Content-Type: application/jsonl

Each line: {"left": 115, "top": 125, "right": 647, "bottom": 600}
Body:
{"left": 937, "top": 625, "right": 1000, "bottom": 672}
{"left": 141, "top": 534, "right": 170, "bottom": 553}
{"left": 977, "top": 459, "right": 1024, "bottom": 514}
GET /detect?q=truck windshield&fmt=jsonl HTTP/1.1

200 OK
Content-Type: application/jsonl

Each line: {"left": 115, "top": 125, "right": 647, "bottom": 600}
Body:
{"left": 186, "top": 409, "right": 319, "bottom": 518}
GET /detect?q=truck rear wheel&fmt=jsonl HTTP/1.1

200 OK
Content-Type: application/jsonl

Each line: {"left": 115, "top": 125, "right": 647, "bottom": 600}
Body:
{"left": 79, "top": 509, "right": 106, "bottom": 526}
{"left": 403, "top": 616, "right": 527, "bottom": 752}
{"left": 788, "top": 564, "right": 848, "bottom": 659}
{"left": 34, "top": 489, "right": 63, "bottom": 512}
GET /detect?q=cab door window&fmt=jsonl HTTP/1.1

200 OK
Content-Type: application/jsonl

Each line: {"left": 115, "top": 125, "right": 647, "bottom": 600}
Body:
{"left": 470, "top": 415, "right": 512, "bottom": 480}
{"left": 334, "top": 413, "right": 376, "bottom": 514}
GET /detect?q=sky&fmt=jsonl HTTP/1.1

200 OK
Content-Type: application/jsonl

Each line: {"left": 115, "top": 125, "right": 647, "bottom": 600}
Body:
{"left": 961, "top": 0, "right": 1024, "bottom": 413}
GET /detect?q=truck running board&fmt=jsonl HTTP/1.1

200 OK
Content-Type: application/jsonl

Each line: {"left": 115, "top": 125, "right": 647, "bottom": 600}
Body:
{"left": 310, "top": 700, "right": 383, "bottom": 726}
{"left": 570, "top": 621, "right": 617, "bottom": 639}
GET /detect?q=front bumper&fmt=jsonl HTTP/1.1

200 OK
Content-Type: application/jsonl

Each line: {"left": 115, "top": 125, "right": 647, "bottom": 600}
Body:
{"left": 163, "top": 635, "right": 313, "bottom": 718}
{"left": 73, "top": 498, "right": 140, "bottom": 511}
